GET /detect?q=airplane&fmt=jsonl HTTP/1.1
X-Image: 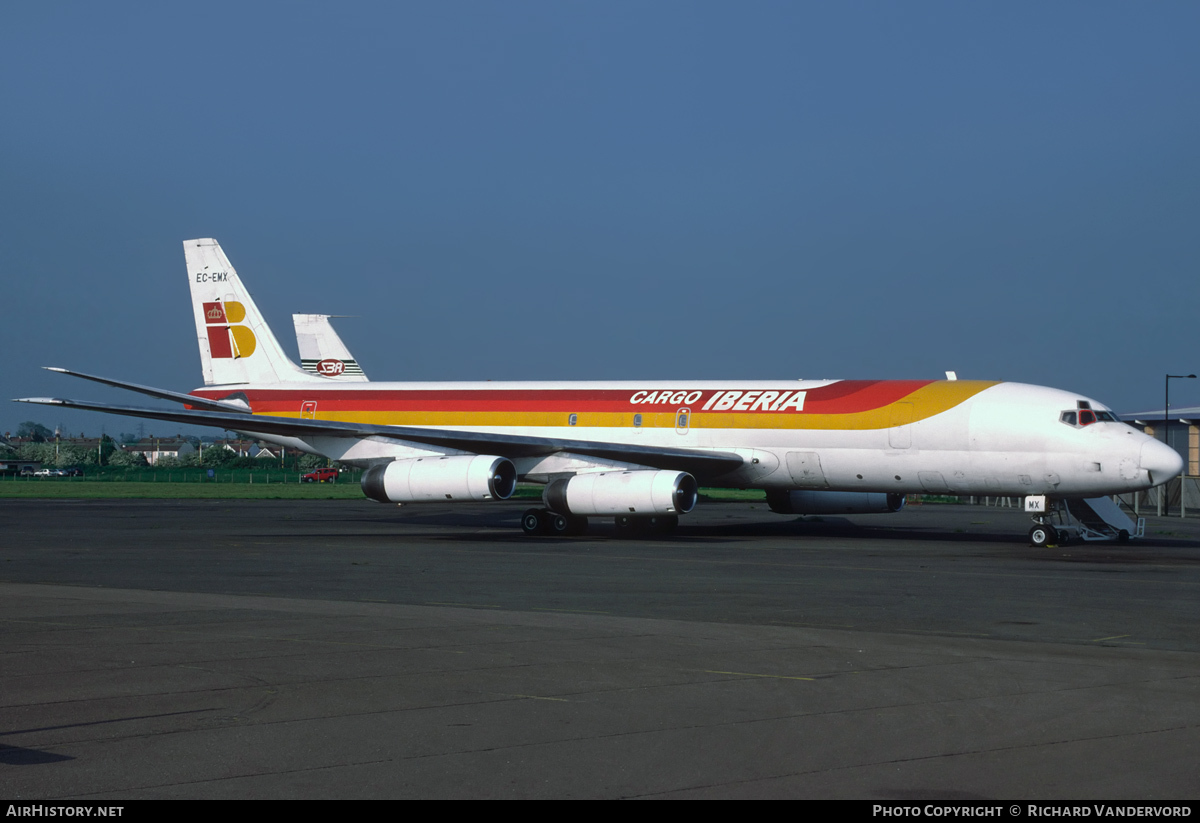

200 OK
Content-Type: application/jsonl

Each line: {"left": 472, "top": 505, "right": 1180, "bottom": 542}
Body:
{"left": 16, "top": 238, "right": 1183, "bottom": 544}
{"left": 293, "top": 314, "right": 369, "bottom": 381}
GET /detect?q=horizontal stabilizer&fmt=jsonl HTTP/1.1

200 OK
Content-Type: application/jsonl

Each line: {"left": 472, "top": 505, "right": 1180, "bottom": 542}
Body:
{"left": 43, "top": 367, "right": 252, "bottom": 414}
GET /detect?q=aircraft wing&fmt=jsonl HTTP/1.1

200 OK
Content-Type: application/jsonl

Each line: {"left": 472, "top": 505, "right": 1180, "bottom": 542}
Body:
{"left": 14, "top": 395, "right": 745, "bottom": 478}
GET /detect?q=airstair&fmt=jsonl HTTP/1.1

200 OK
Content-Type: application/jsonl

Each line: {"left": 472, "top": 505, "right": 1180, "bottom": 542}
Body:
{"left": 1027, "top": 496, "right": 1145, "bottom": 546}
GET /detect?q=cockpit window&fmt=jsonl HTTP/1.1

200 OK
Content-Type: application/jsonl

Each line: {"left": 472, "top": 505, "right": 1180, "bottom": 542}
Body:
{"left": 1061, "top": 408, "right": 1120, "bottom": 428}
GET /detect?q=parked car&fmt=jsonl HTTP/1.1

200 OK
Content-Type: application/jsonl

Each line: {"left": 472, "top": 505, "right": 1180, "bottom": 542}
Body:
{"left": 60, "top": 467, "right": 84, "bottom": 477}
{"left": 302, "top": 467, "right": 339, "bottom": 483}
{"left": 33, "top": 468, "right": 54, "bottom": 477}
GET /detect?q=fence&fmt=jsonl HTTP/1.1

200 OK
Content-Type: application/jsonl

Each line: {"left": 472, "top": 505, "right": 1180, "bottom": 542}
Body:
{"left": 1115, "top": 476, "right": 1200, "bottom": 518}
{"left": 957, "top": 477, "right": 1200, "bottom": 518}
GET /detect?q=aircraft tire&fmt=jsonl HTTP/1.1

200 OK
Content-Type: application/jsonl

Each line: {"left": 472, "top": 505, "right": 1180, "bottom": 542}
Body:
{"left": 613, "top": 515, "right": 643, "bottom": 538}
{"left": 647, "top": 514, "right": 679, "bottom": 535}
{"left": 613, "top": 515, "right": 679, "bottom": 538}
{"left": 548, "top": 512, "right": 587, "bottom": 536}
{"left": 1117, "top": 529, "right": 1130, "bottom": 543}
{"left": 1029, "top": 524, "right": 1056, "bottom": 547}
{"left": 522, "top": 508, "right": 548, "bottom": 536}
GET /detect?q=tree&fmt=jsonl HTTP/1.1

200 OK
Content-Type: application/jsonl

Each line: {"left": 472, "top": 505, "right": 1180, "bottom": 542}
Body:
{"left": 199, "top": 445, "right": 236, "bottom": 468}
{"left": 54, "top": 446, "right": 87, "bottom": 468}
{"left": 108, "top": 449, "right": 148, "bottom": 468}
{"left": 17, "top": 421, "right": 53, "bottom": 442}
{"left": 99, "top": 435, "right": 116, "bottom": 466}
{"left": 18, "top": 442, "right": 56, "bottom": 463}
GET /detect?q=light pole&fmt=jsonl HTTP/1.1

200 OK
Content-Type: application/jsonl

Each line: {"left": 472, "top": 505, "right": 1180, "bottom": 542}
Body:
{"left": 1165, "top": 373, "right": 1196, "bottom": 458}
{"left": 1164, "top": 374, "right": 1196, "bottom": 515}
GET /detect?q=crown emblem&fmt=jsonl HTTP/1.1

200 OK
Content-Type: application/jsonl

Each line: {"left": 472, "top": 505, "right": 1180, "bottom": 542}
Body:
{"left": 201, "top": 301, "right": 254, "bottom": 359}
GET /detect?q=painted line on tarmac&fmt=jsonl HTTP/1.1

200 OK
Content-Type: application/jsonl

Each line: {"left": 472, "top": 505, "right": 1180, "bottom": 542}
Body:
{"left": 704, "top": 670, "right": 814, "bottom": 681}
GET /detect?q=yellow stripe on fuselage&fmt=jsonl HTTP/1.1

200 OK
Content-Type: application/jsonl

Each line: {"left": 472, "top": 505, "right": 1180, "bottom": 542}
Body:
{"left": 260, "top": 381, "right": 997, "bottom": 431}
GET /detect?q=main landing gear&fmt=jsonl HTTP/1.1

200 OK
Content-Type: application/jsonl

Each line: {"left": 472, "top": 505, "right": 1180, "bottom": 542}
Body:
{"left": 520, "top": 509, "right": 679, "bottom": 537}
{"left": 521, "top": 508, "right": 587, "bottom": 536}
{"left": 614, "top": 514, "right": 678, "bottom": 537}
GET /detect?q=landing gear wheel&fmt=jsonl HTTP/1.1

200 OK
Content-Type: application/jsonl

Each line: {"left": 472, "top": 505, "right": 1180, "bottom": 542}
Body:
{"left": 646, "top": 515, "right": 679, "bottom": 535}
{"left": 1029, "top": 524, "right": 1057, "bottom": 547}
{"left": 547, "top": 513, "right": 587, "bottom": 536}
{"left": 522, "top": 508, "right": 547, "bottom": 536}
{"left": 613, "top": 515, "right": 679, "bottom": 538}
{"left": 613, "top": 515, "right": 643, "bottom": 538}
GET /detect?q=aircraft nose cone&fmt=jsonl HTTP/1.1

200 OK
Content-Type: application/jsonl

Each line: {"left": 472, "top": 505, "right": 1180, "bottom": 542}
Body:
{"left": 1140, "top": 439, "right": 1184, "bottom": 486}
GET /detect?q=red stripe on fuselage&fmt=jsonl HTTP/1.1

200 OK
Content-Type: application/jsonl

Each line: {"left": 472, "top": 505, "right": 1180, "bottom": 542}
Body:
{"left": 189, "top": 380, "right": 936, "bottom": 415}
{"left": 800, "top": 380, "right": 933, "bottom": 414}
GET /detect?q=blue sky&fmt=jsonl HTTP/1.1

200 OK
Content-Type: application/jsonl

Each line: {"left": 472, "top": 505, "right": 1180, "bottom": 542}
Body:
{"left": 3, "top": 2, "right": 1199, "bottom": 437}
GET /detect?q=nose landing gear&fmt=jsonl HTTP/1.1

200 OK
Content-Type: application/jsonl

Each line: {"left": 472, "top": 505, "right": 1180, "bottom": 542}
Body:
{"left": 1028, "top": 524, "right": 1058, "bottom": 548}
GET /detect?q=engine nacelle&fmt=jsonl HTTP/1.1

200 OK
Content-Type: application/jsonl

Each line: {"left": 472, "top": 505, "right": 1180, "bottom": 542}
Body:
{"left": 543, "top": 470, "right": 698, "bottom": 516}
{"left": 766, "top": 489, "right": 906, "bottom": 515}
{"left": 361, "top": 455, "right": 517, "bottom": 504}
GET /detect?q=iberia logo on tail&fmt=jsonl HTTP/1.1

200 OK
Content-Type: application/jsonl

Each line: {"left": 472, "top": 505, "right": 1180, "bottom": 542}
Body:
{"left": 203, "top": 301, "right": 256, "bottom": 359}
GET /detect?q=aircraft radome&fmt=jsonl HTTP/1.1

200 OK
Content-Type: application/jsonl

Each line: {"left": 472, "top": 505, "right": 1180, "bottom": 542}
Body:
{"left": 17, "top": 239, "right": 1182, "bottom": 545}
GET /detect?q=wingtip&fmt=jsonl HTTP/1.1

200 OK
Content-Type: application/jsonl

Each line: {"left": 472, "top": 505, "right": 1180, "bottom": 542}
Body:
{"left": 44, "top": 366, "right": 68, "bottom": 373}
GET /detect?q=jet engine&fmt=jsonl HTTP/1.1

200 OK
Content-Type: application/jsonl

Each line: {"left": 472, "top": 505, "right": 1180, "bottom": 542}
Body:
{"left": 766, "top": 489, "right": 906, "bottom": 515}
{"left": 361, "top": 455, "right": 517, "bottom": 504}
{"left": 542, "top": 470, "right": 698, "bottom": 516}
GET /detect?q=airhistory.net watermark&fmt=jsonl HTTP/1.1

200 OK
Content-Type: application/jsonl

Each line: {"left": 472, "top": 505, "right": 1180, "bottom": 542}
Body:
{"left": 6, "top": 808, "right": 123, "bottom": 818}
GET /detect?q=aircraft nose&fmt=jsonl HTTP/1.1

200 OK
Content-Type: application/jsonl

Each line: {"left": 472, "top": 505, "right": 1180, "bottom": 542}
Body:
{"left": 1140, "top": 439, "right": 1184, "bottom": 486}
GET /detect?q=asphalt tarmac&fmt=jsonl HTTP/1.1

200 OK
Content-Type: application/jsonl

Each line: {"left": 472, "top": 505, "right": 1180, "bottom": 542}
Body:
{"left": 1, "top": 498, "right": 1198, "bottom": 799}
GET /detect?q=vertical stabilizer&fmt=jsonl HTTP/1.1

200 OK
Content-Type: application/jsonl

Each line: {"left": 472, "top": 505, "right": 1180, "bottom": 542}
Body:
{"left": 185, "top": 239, "right": 317, "bottom": 386}
{"left": 293, "top": 314, "right": 370, "bottom": 381}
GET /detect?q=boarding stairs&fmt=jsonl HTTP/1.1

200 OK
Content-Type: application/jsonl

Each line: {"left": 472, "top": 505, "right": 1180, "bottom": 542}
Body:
{"left": 1029, "top": 496, "right": 1145, "bottom": 545}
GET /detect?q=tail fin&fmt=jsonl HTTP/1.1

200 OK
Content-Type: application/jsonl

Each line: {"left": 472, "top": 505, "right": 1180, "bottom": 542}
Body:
{"left": 185, "top": 238, "right": 318, "bottom": 386}
{"left": 293, "top": 314, "right": 370, "bottom": 381}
